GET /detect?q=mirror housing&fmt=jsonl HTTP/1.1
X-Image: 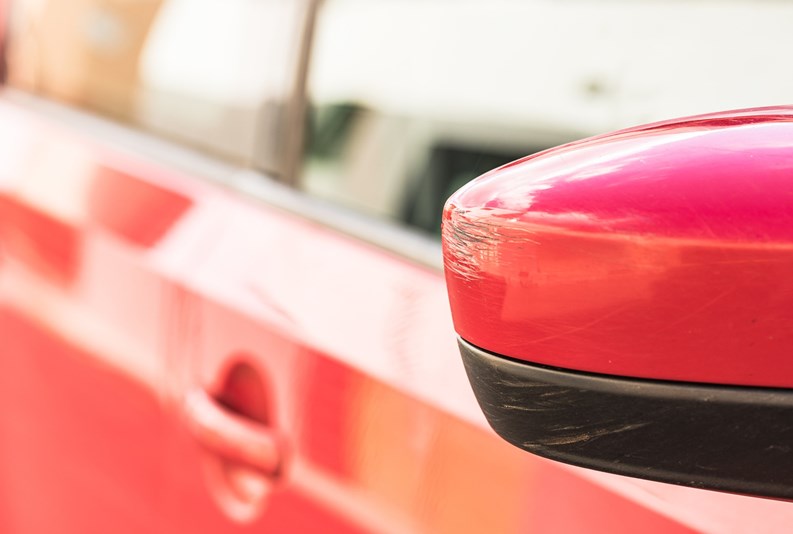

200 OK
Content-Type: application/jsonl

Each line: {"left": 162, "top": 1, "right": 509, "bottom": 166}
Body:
{"left": 442, "top": 107, "right": 793, "bottom": 498}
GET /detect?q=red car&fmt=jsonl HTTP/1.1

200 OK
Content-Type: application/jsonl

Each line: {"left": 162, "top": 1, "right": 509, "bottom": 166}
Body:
{"left": 1, "top": 1, "right": 793, "bottom": 533}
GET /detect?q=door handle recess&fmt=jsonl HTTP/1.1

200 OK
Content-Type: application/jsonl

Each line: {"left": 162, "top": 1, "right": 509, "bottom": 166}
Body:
{"left": 183, "top": 388, "right": 282, "bottom": 477}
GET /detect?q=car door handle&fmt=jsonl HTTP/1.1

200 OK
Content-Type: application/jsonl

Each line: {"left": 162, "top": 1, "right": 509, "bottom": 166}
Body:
{"left": 183, "top": 388, "right": 282, "bottom": 477}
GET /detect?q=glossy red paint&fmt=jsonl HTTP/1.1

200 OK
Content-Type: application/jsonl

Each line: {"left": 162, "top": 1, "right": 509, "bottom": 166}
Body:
{"left": 444, "top": 107, "right": 793, "bottom": 388}
{"left": 3, "top": 100, "right": 793, "bottom": 533}
{"left": 88, "top": 166, "right": 193, "bottom": 248}
{"left": 0, "top": 193, "right": 80, "bottom": 283}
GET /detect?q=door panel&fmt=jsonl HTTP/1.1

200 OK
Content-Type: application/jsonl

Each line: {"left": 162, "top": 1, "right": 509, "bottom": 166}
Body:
{"left": 0, "top": 309, "right": 165, "bottom": 533}
{"left": 0, "top": 102, "right": 204, "bottom": 533}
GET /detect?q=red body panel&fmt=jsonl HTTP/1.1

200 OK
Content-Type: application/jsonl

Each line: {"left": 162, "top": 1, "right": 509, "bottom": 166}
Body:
{"left": 2, "top": 102, "right": 793, "bottom": 532}
{"left": 444, "top": 107, "right": 793, "bottom": 387}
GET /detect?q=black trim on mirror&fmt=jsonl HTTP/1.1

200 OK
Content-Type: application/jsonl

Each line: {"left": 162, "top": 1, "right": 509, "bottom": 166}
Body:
{"left": 459, "top": 338, "right": 793, "bottom": 499}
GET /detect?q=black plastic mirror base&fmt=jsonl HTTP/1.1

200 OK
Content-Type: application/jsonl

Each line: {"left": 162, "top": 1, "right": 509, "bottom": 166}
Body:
{"left": 459, "top": 338, "right": 793, "bottom": 499}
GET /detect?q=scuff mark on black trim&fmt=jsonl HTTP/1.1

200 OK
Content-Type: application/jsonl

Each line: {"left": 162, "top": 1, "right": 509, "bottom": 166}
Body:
{"left": 459, "top": 338, "right": 793, "bottom": 499}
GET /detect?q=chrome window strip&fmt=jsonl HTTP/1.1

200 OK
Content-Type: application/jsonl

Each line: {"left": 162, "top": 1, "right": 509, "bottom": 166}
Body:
{"left": 2, "top": 89, "right": 443, "bottom": 271}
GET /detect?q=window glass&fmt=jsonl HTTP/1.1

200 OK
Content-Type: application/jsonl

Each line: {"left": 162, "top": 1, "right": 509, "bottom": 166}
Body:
{"left": 303, "top": 0, "right": 793, "bottom": 237}
{"left": 7, "top": 0, "right": 303, "bottom": 172}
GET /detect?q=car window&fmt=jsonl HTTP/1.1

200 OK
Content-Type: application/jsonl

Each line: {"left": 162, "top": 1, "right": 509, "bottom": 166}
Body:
{"left": 301, "top": 0, "right": 569, "bottom": 238}
{"left": 301, "top": 0, "right": 793, "bottom": 238}
{"left": 7, "top": 0, "right": 303, "bottom": 174}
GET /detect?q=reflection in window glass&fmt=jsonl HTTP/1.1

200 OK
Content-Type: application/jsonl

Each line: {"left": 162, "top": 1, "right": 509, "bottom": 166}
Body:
{"left": 8, "top": 0, "right": 301, "bottom": 171}
{"left": 303, "top": 0, "right": 793, "bottom": 236}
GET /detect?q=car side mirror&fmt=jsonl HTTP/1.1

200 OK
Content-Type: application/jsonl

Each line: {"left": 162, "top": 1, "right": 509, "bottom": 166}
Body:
{"left": 442, "top": 107, "right": 793, "bottom": 499}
